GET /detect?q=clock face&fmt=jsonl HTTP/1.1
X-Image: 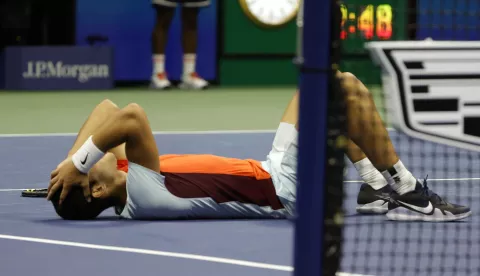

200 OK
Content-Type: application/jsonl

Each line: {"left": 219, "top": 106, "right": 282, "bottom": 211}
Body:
{"left": 239, "top": 0, "right": 301, "bottom": 27}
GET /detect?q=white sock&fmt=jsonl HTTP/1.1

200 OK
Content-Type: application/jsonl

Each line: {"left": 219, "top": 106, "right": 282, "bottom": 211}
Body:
{"left": 353, "top": 158, "right": 388, "bottom": 190}
{"left": 183, "top": 53, "right": 196, "bottom": 76}
{"left": 153, "top": 54, "right": 165, "bottom": 75}
{"left": 381, "top": 160, "right": 417, "bottom": 195}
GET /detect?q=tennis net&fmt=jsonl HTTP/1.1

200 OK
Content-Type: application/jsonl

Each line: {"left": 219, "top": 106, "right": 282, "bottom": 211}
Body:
{"left": 295, "top": 1, "right": 480, "bottom": 275}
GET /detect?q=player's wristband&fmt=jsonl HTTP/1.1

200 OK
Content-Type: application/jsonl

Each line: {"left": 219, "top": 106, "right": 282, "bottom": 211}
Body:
{"left": 71, "top": 136, "right": 105, "bottom": 174}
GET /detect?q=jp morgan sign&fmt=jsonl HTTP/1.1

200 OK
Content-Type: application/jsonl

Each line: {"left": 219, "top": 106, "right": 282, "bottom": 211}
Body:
{"left": 2, "top": 46, "right": 114, "bottom": 90}
{"left": 22, "top": 61, "right": 109, "bottom": 83}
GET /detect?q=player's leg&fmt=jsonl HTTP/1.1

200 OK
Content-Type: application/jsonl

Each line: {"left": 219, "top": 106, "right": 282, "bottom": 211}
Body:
{"left": 279, "top": 91, "right": 299, "bottom": 125}
{"left": 348, "top": 139, "right": 392, "bottom": 214}
{"left": 278, "top": 89, "right": 390, "bottom": 213}
{"left": 339, "top": 72, "right": 412, "bottom": 190}
{"left": 151, "top": 2, "right": 176, "bottom": 89}
{"left": 279, "top": 90, "right": 382, "bottom": 165}
{"left": 280, "top": 90, "right": 386, "bottom": 185}
{"left": 340, "top": 73, "right": 399, "bottom": 171}
{"left": 339, "top": 72, "right": 470, "bottom": 221}
{"left": 179, "top": 2, "right": 209, "bottom": 89}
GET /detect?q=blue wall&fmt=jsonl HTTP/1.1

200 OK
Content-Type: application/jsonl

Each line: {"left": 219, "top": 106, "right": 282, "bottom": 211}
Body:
{"left": 76, "top": 0, "right": 218, "bottom": 81}
{"left": 417, "top": 0, "right": 480, "bottom": 40}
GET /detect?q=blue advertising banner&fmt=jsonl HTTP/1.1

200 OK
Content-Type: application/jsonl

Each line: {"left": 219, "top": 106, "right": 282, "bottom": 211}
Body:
{"left": 416, "top": 0, "right": 480, "bottom": 40}
{"left": 2, "top": 46, "right": 114, "bottom": 90}
{"left": 76, "top": 0, "right": 218, "bottom": 81}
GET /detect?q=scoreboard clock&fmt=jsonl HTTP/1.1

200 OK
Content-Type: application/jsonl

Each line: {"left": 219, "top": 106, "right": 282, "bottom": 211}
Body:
{"left": 238, "top": 0, "right": 301, "bottom": 28}
{"left": 340, "top": 1, "right": 408, "bottom": 54}
{"left": 237, "top": 0, "right": 408, "bottom": 54}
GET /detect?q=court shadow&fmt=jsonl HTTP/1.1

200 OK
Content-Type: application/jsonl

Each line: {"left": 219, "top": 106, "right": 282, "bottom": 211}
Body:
{"left": 343, "top": 213, "right": 381, "bottom": 218}
{"left": 343, "top": 220, "right": 387, "bottom": 227}
{"left": 343, "top": 215, "right": 472, "bottom": 226}
{"left": 129, "top": 217, "right": 289, "bottom": 223}
{"left": 32, "top": 216, "right": 153, "bottom": 229}
{"left": 251, "top": 219, "right": 293, "bottom": 228}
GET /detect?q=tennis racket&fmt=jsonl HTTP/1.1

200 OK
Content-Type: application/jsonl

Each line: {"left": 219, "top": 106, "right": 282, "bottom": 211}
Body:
{"left": 21, "top": 188, "right": 48, "bottom": 198}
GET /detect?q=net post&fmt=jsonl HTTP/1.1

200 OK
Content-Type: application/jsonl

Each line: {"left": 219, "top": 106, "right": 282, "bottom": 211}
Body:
{"left": 294, "top": 0, "right": 345, "bottom": 275}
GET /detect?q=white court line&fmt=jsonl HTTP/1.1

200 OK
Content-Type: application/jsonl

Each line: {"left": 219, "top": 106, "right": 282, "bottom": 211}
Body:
{"left": 0, "top": 233, "right": 289, "bottom": 271}
{"left": 0, "top": 234, "right": 292, "bottom": 271}
{"left": 2, "top": 177, "right": 480, "bottom": 193}
{"left": 0, "top": 234, "right": 373, "bottom": 276}
{"left": 0, "top": 129, "right": 277, "bottom": 138}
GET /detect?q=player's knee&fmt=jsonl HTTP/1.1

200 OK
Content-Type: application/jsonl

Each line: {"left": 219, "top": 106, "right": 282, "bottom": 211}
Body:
{"left": 338, "top": 72, "right": 358, "bottom": 90}
{"left": 338, "top": 72, "right": 371, "bottom": 101}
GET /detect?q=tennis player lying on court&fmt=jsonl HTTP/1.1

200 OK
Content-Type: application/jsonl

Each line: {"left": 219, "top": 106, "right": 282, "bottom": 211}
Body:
{"left": 47, "top": 72, "right": 471, "bottom": 222}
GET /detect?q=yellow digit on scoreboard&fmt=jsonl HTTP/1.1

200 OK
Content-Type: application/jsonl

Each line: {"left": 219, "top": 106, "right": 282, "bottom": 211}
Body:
{"left": 358, "top": 5, "right": 374, "bottom": 39}
{"left": 340, "top": 4, "right": 348, "bottom": 39}
{"left": 340, "top": 4, "right": 348, "bottom": 26}
{"left": 376, "top": 4, "right": 393, "bottom": 39}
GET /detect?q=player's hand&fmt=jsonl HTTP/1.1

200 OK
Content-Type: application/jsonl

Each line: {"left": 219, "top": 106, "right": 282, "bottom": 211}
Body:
{"left": 47, "top": 159, "right": 91, "bottom": 204}
{"left": 56, "top": 157, "right": 71, "bottom": 169}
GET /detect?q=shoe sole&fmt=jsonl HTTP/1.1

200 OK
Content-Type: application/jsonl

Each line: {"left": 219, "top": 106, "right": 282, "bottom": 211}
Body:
{"left": 178, "top": 82, "right": 208, "bottom": 90}
{"left": 356, "top": 200, "right": 388, "bottom": 214}
{"left": 386, "top": 208, "right": 472, "bottom": 222}
{"left": 149, "top": 83, "right": 172, "bottom": 90}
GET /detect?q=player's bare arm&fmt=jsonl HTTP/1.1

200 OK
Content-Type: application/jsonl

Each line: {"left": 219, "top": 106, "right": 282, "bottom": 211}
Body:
{"left": 48, "top": 103, "right": 159, "bottom": 204}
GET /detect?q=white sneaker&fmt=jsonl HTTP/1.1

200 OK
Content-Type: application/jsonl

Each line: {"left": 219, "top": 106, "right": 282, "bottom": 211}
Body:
{"left": 179, "top": 72, "right": 209, "bottom": 90}
{"left": 150, "top": 73, "right": 172, "bottom": 89}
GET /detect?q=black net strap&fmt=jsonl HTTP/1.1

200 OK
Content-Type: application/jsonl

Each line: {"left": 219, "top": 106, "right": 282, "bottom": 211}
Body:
{"left": 322, "top": 1, "right": 346, "bottom": 275}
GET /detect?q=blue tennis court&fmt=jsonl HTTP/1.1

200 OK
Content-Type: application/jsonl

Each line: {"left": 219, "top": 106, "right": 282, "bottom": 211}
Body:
{"left": 0, "top": 131, "right": 478, "bottom": 276}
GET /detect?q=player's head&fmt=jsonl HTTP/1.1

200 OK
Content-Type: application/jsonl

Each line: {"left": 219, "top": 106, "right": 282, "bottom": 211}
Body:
{"left": 51, "top": 153, "right": 126, "bottom": 220}
{"left": 50, "top": 186, "right": 114, "bottom": 220}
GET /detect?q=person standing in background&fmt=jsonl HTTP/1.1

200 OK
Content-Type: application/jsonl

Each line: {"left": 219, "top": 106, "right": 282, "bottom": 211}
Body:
{"left": 150, "top": 0, "right": 209, "bottom": 90}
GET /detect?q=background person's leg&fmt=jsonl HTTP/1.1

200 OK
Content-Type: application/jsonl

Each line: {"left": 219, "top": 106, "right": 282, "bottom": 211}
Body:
{"left": 181, "top": 7, "right": 198, "bottom": 58}
{"left": 179, "top": 5, "right": 208, "bottom": 89}
{"left": 151, "top": 3, "right": 176, "bottom": 89}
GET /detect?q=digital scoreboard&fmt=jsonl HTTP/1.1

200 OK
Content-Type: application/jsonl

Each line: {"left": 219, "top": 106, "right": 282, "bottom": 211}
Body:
{"left": 340, "top": 0, "right": 408, "bottom": 54}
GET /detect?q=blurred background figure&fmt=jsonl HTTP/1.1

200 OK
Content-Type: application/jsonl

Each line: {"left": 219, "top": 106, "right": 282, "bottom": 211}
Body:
{"left": 151, "top": 0, "right": 210, "bottom": 90}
